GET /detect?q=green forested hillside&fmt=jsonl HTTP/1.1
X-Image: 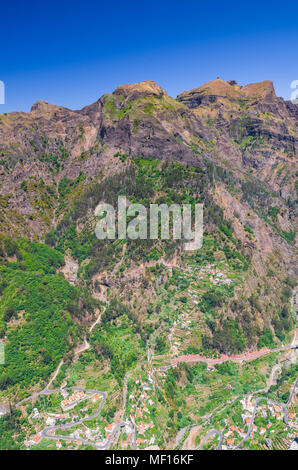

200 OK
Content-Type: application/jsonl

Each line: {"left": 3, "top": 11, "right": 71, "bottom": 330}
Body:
{"left": 0, "top": 236, "right": 98, "bottom": 397}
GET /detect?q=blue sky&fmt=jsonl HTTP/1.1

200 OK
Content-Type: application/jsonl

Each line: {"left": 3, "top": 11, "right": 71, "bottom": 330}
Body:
{"left": 1, "top": 0, "right": 298, "bottom": 113}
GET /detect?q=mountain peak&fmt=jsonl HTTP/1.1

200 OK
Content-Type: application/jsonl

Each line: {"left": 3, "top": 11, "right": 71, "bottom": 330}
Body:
{"left": 177, "top": 79, "right": 243, "bottom": 102}
{"left": 177, "top": 79, "right": 279, "bottom": 109}
{"left": 242, "top": 80, "right": 276, "bottom": 99}
{"left": 113, "top": 80, "right": 166, "bottom": 100}
{"left": 30, "top": 100, "right": 64, "bottom": 115}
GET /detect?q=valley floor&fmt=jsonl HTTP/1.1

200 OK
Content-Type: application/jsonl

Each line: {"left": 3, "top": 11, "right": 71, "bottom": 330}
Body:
{"left": 13, "top": 312, "right": 298, "bottom": 451}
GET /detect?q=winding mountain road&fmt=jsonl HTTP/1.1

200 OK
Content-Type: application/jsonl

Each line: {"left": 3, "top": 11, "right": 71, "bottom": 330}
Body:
{"left": 196, "top": 429, "right": 223, "bottom": 450}
{"left": 234, "top": 379, "right": 297, "bottom": 450}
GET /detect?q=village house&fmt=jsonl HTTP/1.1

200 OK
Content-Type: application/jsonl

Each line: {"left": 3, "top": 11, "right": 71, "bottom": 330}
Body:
{"left": 61, "top": 389, "right": 69, "bottom": 399}
{"left": 242, "top": 414, "right": 251, "bottom": 425}
{"left": 105, "top": 423, "right": 116, "bottom": 434}
{"left": 136, "top": 437, "right": 147, "bottom": 445}
{"left": 26, "top": 435, "right": 42, "bottom": 447}
{"left": 289, "top": 439, "right": 298, "bottom": 450}
{"left": 61, "top": 391, "right": 85, "bottom": 410}
{"left": 46, "top": 417, "right": 56, "bottom": 426}
{"left": 31, "top": 408, "right": 40, "bottom": 419}
{"left": 137, "top": 421, "right": 150, "bottom": 434}
{"left": 91, "top": 393, "right": 102, "bottom": 403}
{"left": 240, "top": 397, "right": 254, "bottom": 413}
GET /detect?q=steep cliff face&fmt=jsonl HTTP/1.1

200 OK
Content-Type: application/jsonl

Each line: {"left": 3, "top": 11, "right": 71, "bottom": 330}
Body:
{"left": 177, "top": 79, "right": 297, "bottom": 178}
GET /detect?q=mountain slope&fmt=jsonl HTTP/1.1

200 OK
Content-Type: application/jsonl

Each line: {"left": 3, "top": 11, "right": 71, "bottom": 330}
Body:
{"left": 0, "top": 78, "right": 297, "bottom": 404}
